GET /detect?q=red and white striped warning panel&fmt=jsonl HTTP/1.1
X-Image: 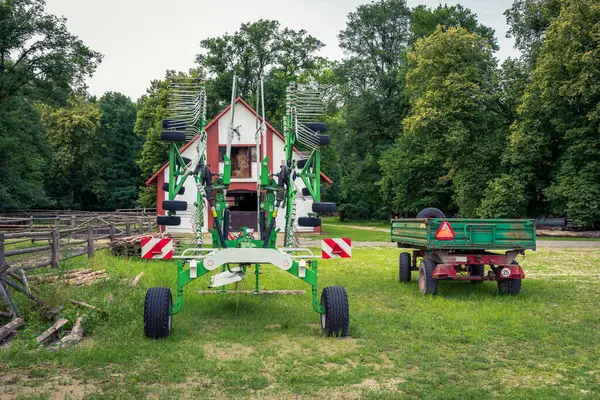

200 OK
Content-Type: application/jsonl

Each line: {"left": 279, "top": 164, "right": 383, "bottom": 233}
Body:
{"left": 322, "top": 238, "right": 352, "bottom": 259}
{"left": 141, "top": 237, "right": 173, "bottom": 259}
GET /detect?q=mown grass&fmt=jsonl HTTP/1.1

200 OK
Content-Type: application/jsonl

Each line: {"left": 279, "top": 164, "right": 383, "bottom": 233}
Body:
{"left": 322, "top": 217, "right": 390, "bottom": 229}
{"left": 1, "top": 247, "right": 599, "bottom": 399}
{"left": 320, "top": 224, "right": 389, "bottom": 242}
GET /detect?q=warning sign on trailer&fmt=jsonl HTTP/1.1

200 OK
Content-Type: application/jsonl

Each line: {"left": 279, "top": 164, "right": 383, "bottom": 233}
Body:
{"left": 435, "top": 222, "right": 455, "bottom": 240}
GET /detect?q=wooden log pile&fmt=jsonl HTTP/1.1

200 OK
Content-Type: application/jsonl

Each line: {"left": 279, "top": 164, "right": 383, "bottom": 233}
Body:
{"left": 109, "top": 232, "right": 167, "bottom": 257}
{"left": 28, "top": 268, "right": 109, "bottom": 287}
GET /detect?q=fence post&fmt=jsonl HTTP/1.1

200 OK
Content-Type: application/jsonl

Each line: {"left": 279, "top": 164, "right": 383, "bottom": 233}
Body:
{"left": 110, "top": 224, "right": 116, "bottom": 241}
{"left": 87, "top": 226, "right": 95, "bottom": 258}
{"left": 55, "top": 217, "right": 60, "bottom": 230}
{"left": 138, "top": 218, "right": 144, "bottom": 234}
{"left": 51, "top": 230, "right": 60, "bottom": 269}
{"left": 0, "top": 233, "right": 6, "bottom": 274}
{"left": 29, "top": 216, "right": 34, "bottom": 244}
{"left": 126, "top": 223, "right": 131, "bottom": 237}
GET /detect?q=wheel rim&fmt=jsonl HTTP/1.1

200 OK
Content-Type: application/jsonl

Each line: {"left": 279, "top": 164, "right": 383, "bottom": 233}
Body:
{"left": 418, "top": 267, "right": 425, "bottom": 290}
{"left": 320, "top": 312, "right": 326, "bottom": 330}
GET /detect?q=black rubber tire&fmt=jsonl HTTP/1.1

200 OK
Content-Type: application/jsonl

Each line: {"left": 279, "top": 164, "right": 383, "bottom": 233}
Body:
{"left": 144, "top": 287, "right": 172, "bottom": 339}
{"left": 399, "top": 252, "right": 411, "bottom": 282}
{"left": 162, "top": 183, "right": 185, "bottom": 195}
{"left": 470, "top": 264, "right": 485, "bottom": 285}
{"left": 498, "top": 261, "right": 522, "bottom": 294}
{"left": 162, "top": 119, "right": 186, "bottom": 130}
{"left": 320, "top": 286, "right": 349, "bottom": 337}
{"left": 304, "top": 122, "right": 328, "bottom": 133}
{"left": 418, "top": 259, "right": 438, "bottom": 295}
{"left": 177, "top": 157, "right": 191, "bottom": 167}
{"left": 312, "top": 202, "right": 336, "bottom": 213}
{"left": 160, "top": 131, "right": 186, "bottom": 142}
{"left": 416, "top": 207, "right": 446, "bottom": 219}
{"left": 162, "top": 200, "right": 187, "bottom": 211}
{"left": 318, "top": 134, "right": 331, "bottom": 146}
{"left": 302, "top": 185, "right": 324, "bottom": 197}
{"left": 157, "top": 216, "right": 181, "bottom": 226}
{"left": 297, "top": 159, "right": 308, "bottom": 169}
{"left": 298, "top": 217, "right": 321, "bottom": 227}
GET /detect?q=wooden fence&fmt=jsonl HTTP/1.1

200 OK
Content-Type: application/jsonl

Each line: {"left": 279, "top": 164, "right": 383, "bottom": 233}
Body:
{"left": 0, "top": 211, "right": 156, "bottom": 273}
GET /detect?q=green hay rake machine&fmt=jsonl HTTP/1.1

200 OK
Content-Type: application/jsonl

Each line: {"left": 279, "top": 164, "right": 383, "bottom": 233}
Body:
{"left": 144, "top": 77, "right": 349, "bottom": 338}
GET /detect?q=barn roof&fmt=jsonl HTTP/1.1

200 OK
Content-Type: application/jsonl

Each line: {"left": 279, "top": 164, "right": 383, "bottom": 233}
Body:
{"left": 145, "top": 96, "right": 332, "bottom": 185}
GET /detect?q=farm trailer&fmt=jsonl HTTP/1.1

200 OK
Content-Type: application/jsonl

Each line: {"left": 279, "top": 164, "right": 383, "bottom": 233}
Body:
{"left": 391, "top": 215, "right": 536, "bottom": 295}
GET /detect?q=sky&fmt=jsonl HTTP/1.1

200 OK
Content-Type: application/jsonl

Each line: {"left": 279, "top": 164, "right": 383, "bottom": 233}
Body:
{"left": 44, "top": 0, "right": 519, "bottom": 101}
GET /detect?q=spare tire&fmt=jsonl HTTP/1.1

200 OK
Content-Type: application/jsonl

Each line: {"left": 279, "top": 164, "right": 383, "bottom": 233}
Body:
{"left": 162, "top": 119, "right": 186, "bottom": 130}
{"left": 162, "top": 200, "right": 187, "bottom": 211}
{"left": 298, "top": 217, "right": 321, "bottom": 227}
{"left": 318, "top": 135, "right": 331, "bottom": 146}
{"left": 162, "top": 183, "right": 185, "bottom": 195}
{"left": 416, "top": 207, "right": 445, "bottom": 219}
{"left": 157, "top": 216, "right": 181, "bottom": 226}
{"left": 304, "top": 122, "right": 328, "bottom": 133}
{"left": 312, "top": 202, "right": 336, "bottom": 214}
{"left": 160, "top": 131, "right": 186, "bottom": 142}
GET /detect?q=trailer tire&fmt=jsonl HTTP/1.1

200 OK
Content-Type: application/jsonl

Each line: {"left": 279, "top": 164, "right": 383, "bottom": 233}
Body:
{"left": 419, "top": 259, "right": 438, "bottom": 295}
{"left": 320, "top": 286, "right": 349, "bottom": 337}
{"left": 144, "top": 287, "right": 172, "bottom": 339}
{"left": 399, "top": 252, "right": 411, "bottom": 282}
{"left": 312, "top": 202, "right": 336, "bottom": 213}
{"left": 157, "top": 216, "right": 181, "bottom": 226}
{"left": 498, "top": 261, "right": 522, "bottom": 295}
{"left": 416, "top": 207, "right": 446, "bottom": 219}
{"left": 160, "top": 131, "right": 186, "bottom": 142}
{"left": 470, "top": 264, "right": 484, "bottom": 285}
{"left": 162, "top": 200, "right": 187, "bottom": 211}
{"left": 298, "top": 217, "right": 321, "bottom": 227}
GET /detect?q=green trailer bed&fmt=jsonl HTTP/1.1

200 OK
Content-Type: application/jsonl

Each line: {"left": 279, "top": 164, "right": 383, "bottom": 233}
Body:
{"left": 391, "top": 218, "right": 536, "bottom": 251}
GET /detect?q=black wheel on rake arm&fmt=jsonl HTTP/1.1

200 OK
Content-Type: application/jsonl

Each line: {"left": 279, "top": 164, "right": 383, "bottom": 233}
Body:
{"left": 320, "top": 286, "right": 349, "bottom": 337}
{"left": 144, "top": 287, "right": 173, "bottom": 339}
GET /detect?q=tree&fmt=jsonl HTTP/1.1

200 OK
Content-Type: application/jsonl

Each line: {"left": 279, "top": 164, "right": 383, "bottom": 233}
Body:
{"left": 504, "top": 0, "right": 562, "bottom": 64}
{"left": 197, "top": 19, "right": 324, "bottom": 124}
{"left": 410, "top": 4, "right": 498, "bottom": 49}
{"left": 488, "top": 0, "right": 600, "bottom": 227}
{"left": 98, "top": 92, "right": 140, "bottom": 210}
{"left": 397, "top": 26, "right": 505, "bottom": 217}
{"left": 42, "top": 97, "right": 103, "bottom": 209}
{"left": 0, "top": 94, "right": 51, "bottom": 209}
{"left": 0, "top": 0, "right": 102, "bottom": 106}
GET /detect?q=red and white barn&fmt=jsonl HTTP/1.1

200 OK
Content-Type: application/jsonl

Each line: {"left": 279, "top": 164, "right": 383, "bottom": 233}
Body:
{"left": 146, "top": 97, "right": 331, "bottom": 233}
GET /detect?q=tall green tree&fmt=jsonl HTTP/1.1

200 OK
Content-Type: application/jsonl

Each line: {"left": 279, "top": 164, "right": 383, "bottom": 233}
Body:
{"left": 98, "top": 92, "right": 140, "bottom": 209}
{"left": 42, "top": 97, "right": 103, "bottom": 209}
{"left": 384, "top": 26, "right": 504, "bottom": 217}
{"left": 483, "top": 0, "right": 600, "bottom": 226}
{"left": 0, "top": 0, "right": 102, "bottom": 106}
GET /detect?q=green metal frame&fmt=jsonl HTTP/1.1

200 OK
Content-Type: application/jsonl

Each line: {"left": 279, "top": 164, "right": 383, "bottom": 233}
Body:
{"left": 164, "top": 82, "right": 329, "bottom": 318}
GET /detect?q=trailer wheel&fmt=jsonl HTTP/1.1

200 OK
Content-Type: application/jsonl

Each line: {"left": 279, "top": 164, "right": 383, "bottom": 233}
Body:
{"left": 470, "top": 264, "right": 484, "bottom": 285}
{"left": 498, "top": 261, "right": 522, "bottom": 295}
{"left": 418, "top": 259, "right": 438, "bottom": 295}
{"left": 320, "top": 286, "right": 349, "bottom": 337}
{"left": 399, "top": 252, "right": 411, "bottom": 282}
{"left": 144, "top": 287, "right": 172, "bottom": 339}
{"left": 416, "top": 207, "right": 445, "bottom": 219}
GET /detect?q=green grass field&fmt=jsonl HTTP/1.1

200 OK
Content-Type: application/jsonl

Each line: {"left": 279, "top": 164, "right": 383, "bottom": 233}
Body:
{"left": 1, "top": 246, "right": 599, "bottom": 399}
{"left": 321, "top": 224, "right": 389, "bottom": 242}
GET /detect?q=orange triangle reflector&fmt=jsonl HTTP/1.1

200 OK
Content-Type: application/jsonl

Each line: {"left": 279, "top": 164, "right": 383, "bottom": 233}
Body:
{"left": 435, "top": 221, "right": 455, "bottom": 240}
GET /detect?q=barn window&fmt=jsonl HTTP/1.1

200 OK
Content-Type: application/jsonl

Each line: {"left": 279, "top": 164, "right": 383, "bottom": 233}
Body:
{"left": 219, "top": 146, "right": 257, "bottom": 178}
